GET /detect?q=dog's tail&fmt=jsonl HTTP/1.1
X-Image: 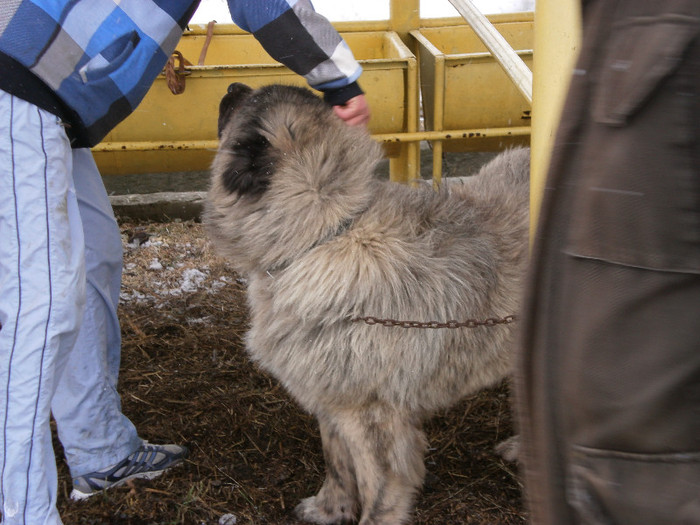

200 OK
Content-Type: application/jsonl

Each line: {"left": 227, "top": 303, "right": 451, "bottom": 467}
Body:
{"left": 471, "top": 147, "right": 529, "bottom": 193}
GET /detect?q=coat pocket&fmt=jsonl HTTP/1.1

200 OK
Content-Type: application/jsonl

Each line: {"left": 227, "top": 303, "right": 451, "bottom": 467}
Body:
{"left": 592, "top": 16, "right": 698, "bottom": 125}
{"left": 79, "top": 32, "right": 140, "bottom": 83}
{"left": 567, "top": 446, "right": 700, "bottom": 525}
{"left": 565, "top": 16, "right": 700, "bottom": 273}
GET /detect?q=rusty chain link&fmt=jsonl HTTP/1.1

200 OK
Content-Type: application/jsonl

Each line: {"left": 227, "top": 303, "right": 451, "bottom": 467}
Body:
{"left": 351, "top": 315, "right": 517, "bottom": 329}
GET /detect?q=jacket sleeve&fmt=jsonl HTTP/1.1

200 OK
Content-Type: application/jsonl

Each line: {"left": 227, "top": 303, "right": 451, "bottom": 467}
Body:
{"left": 226, "top": 0, "right": 363, "bottom": 105}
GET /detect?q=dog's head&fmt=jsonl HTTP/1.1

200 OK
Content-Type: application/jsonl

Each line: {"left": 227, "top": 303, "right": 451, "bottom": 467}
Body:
{"left": 206, "top": 82, "right": 383, "bottom": 273}
{"left": 214, "top": 82, "right": 374, "bottom": 198}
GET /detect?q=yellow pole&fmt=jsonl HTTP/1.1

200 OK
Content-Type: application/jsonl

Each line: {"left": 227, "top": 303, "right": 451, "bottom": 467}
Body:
{"left": 390, "top": 0, "right": 419, "bottom": 44}
{"left": 530, "top": 0, "right": 581, "bottom": 237}
{"left": 389, "top": 0, "right": 421, "bottom": 182}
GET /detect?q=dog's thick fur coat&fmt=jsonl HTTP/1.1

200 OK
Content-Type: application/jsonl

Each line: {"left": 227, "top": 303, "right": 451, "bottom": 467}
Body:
{"left": 204, "top": 83, "right": 530, "bottom": 525}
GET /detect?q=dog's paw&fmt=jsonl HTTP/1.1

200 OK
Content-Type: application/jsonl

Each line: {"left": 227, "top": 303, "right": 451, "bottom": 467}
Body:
{"left": 295, "top": 496, "right": 355, "bottom": 524}
{"left": 495, "top": 434, "right": 521, "bottom": 463}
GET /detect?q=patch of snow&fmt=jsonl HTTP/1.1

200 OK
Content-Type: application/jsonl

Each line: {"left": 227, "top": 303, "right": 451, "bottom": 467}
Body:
{"left": 188, "top": 316, "right": 213, "bottom": 325}
{"left": 180, "top": 268, "right": 209, "bottom": 293}
{"left": 120, "top": 290, "right": 150, "bottom": 303}
{"left": 218, "top": 514, "right": 237, "bottom": 525}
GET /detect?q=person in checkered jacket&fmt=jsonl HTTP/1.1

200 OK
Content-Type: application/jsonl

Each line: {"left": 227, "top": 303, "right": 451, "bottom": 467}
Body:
{"left": 0, "top": 2, "right": 369, "bottom": 523}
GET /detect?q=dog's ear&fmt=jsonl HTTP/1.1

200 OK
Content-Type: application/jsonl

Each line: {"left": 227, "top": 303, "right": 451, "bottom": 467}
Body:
{"left": 218, "top": 83, "right": 253, "bottom": 138}
{"left": 220, "top": 126, "right": 275, "bottom": 196}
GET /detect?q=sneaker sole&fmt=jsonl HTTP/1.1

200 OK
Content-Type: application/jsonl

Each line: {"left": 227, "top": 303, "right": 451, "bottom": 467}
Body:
{"left": 70, "top": 461, "right": 183, "bottom": 501}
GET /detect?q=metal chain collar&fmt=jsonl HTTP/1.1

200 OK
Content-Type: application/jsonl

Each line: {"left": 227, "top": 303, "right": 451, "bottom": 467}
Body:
{"left": 351, "top": 315, "right": 517, "bottom": 329}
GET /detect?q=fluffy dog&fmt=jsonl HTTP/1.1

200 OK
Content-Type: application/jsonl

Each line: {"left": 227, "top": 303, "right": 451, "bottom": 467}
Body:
{"left": 204, "top": 82, "right": 529, "bottom": 525}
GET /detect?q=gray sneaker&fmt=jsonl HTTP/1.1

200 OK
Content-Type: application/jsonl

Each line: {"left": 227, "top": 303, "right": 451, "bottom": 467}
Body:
{"left": 70, "top": 441, "right": 188, "bottom": 500}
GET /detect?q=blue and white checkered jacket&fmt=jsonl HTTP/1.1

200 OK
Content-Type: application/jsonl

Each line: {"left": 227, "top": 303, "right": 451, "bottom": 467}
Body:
{"left": 0, "top": 0, "right": 363, "bottom": 147}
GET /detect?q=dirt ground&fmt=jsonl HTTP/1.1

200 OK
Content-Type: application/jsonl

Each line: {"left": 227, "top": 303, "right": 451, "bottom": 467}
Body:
{"left": 54, "top": 217, "right": 526, "bottom": 525}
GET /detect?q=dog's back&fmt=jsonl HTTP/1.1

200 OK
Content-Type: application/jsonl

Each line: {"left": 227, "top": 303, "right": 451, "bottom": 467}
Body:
{"left": 335, "top": 148, "right": 530, "bottom": 410}
{"left": 444, "top": 147, "right": 530, "bottom": 241}
{"left": 443, "top": 147, "right": 530, "bottom": 289}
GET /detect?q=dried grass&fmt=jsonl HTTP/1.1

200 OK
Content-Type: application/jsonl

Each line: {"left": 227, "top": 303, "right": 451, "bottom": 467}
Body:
{"left": 55, "top": 220, "right": 525, "bottom": 525}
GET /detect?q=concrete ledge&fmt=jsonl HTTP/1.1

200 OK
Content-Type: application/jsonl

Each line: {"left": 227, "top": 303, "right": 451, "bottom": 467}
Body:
{"left": 111, "top": 191, "right": 206, "bottom": 222}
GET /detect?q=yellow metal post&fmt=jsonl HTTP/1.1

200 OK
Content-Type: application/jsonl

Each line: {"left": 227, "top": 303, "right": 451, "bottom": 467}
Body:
{"left": 389, "top": 0, "right": 421, "bottom": 183}
{"left": 390, "top": 0, "right": 419, "bottom": 44}
{"left": 531, "top": 0, "right": 581, "bottom": 237}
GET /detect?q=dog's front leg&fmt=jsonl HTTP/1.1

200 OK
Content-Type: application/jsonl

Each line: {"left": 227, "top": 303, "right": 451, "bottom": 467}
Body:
{"left": 295, "top": 414, "right": 359, "bottom": 524}
{"left": 338, "top": 406, "right": 427, "bottom": 525}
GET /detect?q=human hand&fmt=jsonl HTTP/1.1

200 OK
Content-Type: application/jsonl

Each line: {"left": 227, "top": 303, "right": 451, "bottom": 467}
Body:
{"left": 332, "top": 94, "right": 371, "bottom": 127}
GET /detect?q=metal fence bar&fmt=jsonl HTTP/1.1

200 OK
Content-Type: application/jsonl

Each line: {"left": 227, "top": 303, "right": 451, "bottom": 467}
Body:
{"left": 92, "top": 126, "right": 532, "bottom": 153}
{"left": 446, "top": 0, "right": 533, "bottom": 103}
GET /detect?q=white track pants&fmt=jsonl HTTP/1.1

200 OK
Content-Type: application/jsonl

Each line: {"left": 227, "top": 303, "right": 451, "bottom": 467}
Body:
{"left": 0, "top": 92, "right": 141, "bottom": 524}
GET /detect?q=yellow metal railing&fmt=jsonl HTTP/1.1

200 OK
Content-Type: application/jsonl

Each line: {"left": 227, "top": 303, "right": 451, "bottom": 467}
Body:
{"left": 93, "top": 0, "right": 585, "bottom": 221}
